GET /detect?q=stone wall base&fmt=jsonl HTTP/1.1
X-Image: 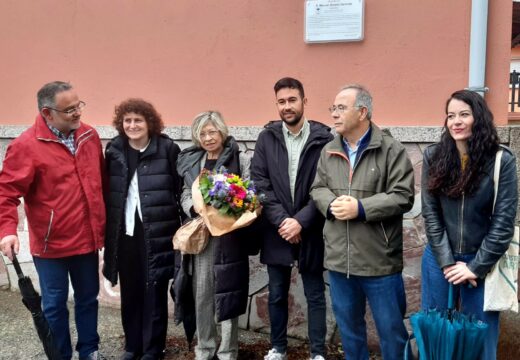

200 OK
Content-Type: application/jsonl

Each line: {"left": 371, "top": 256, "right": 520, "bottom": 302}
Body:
{"left": 0, "top": 125, "right": 519, "bottom": 353}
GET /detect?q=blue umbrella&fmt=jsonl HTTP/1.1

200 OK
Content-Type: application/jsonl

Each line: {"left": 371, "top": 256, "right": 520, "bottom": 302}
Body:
{"left": 410, "top": 284, "right": 488, "bottom": 360}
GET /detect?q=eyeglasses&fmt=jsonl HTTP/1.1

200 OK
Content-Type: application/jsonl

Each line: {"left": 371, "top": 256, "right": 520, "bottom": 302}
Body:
{"left": 328, "top": 104, "right": 359, "bottom": 114}
{"left": 200, "top": 130, "right": 219, "bottom": 139}
{"left": 46, "top": 101, "right": 86, "bottom": 115}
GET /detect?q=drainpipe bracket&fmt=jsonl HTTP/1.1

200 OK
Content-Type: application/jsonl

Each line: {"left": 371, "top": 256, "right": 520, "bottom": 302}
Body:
{"left": 465, "top": 86, "right": 489, "bottom": 93}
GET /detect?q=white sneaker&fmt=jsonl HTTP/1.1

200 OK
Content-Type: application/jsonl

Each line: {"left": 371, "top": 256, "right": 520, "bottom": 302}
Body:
{"left": 264, "top": 348, "right": 288, "bottom": 360}
{"left": 310, "top": 355, "right": 325, "bottom": 360}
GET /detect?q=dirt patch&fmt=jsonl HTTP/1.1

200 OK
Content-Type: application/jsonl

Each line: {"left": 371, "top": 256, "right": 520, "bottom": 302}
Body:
{"left": 164, "top": 336, "right": 381, "bottom": 360}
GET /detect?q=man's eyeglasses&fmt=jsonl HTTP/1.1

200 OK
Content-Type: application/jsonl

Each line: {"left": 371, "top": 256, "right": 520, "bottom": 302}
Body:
{"left": 328, "top": 104, "right": 359, "bottom": 114}
{"left": 46, "top": 101, "right": 86, "bottom": 115}
{"left": 200, "top": 130, "right": 220, "bottom": 139}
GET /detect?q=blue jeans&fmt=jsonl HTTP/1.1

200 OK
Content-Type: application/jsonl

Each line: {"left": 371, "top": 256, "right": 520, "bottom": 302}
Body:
{"left": 328, "top": 270, "right": 408, "bottom": 360}
{"left": 33, "top": 252, "right": 100, "bottom": 360}
{"left": 267, "top": 265, "right": 326, "bottom": 357}
{"left": 421, "top": 245, "right": 500, "bottom": 360}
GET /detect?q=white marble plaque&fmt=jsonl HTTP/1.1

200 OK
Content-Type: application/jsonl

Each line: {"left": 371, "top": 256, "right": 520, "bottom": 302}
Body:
{"left": 305, "top": 0, "right": 364, "bottom": 43}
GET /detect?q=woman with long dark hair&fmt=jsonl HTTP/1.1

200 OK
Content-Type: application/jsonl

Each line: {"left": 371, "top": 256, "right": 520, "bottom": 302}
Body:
{"left": 421, "top": 90, "right": 518, "bottom": 359}
{"left": 103, "top": 98, "right": 182, "bottom": 360}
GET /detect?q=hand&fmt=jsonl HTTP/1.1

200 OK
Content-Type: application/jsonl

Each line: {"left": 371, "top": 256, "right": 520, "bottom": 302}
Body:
{"left": 287, "top": 233, "right": 302, "bottom": 244}
{"left": 278, "top": 218, "right": 302, "bottom": 244}
{"left": 0, "top": 235, "right": 19, "bottom": 261}
{"left": 443, "top": 261, "right": 478, "bottom": 287}
{"left": 330, "top": 195, "right": 359, "bottom": 220}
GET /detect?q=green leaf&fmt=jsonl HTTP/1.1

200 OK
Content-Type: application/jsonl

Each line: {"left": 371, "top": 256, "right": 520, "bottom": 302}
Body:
{"left": 219, "top": 203, "right": 230, "bottom": 215}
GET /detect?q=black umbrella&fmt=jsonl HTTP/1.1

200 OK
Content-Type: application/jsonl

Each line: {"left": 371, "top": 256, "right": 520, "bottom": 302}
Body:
{"left": 11, "top": 254, "right": 62, "bottom": 360}
{"left": 170, "top": 253, "right": 196, "bottom": 350}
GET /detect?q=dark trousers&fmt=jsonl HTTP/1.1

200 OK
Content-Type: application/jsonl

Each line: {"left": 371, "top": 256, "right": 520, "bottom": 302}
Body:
{"left": 267, "top": 264, "right": 326, "bottom": 357}
{"left": 119, "top": 215, "right": 169, "bottom": 359}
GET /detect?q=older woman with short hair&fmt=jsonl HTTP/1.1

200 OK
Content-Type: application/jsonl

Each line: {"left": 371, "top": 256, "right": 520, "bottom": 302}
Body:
{"left": 177, "top": 111, "right": 250, "bottom": 360}
{"left": 103, "top": 98, "right": 182, "bottom": 360}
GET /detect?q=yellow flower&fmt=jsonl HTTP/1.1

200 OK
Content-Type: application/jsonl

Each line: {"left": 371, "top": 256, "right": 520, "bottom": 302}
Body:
{"left": 233, "top": 197, "right": 244, "bottom": 208}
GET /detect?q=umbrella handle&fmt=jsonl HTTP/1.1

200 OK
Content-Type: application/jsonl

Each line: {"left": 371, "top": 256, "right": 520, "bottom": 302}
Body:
{"left": 11, "top": 253, "right": 25, "bottom": 280}
{"left": 448, "top": 283, "right": 454, "bottom": 311}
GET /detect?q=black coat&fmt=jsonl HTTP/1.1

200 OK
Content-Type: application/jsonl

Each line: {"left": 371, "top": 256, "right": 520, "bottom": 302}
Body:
{"left": 176, "top": 136, "right": 250, "bottom": 321}
{"left": 251, "top": 120, "right": 333, "bottom": 273}
{"left": 102, "top": 134, "right": 182, "bottom": 286}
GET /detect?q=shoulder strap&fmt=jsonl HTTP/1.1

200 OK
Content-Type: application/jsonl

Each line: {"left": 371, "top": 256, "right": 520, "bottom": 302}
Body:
{"left": 492, "top": 149, "right": 504, "bottom": 213}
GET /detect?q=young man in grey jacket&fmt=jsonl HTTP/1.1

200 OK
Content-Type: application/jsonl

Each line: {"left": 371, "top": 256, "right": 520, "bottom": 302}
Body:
{"left": 311, "top": 84, "right": 414, "bottom": 360}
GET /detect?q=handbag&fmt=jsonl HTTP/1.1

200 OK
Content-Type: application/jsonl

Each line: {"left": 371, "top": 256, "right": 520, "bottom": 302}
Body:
{"left": 172, "top": 217, "right": 209, "bottom": 254}
{"left": 483, "top": 149, "right": 519, "bottom": 312}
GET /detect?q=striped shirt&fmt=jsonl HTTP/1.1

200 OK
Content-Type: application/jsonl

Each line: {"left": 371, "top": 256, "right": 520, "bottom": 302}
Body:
{"left": 282, "top": 119, "right": 310, "bottom": 201}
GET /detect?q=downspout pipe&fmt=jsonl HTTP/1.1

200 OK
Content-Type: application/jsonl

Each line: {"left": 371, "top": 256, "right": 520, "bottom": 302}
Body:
{"left": 467, "top": 0, "right": 489, "bottom": 97}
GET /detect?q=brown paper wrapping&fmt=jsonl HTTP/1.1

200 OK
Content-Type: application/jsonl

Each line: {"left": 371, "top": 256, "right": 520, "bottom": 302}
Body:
{"left": 172, "top": 217, "right": 209, "bottom": 254}
{"left": 192, "top": 176, "right": 261, "bottom": 236}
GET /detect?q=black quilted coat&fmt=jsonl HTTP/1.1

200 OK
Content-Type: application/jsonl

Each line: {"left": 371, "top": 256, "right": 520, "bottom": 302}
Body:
{"left": 102, "top": 134, "right": 182, "bottom": 286}
{"left": 176, "top": 137, "right": 250, "bottom": 321}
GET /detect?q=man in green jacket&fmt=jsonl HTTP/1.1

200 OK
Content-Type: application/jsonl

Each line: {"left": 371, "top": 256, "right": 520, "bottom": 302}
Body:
{"left": 310, "top": 84, "right": 414, "bottom": 360}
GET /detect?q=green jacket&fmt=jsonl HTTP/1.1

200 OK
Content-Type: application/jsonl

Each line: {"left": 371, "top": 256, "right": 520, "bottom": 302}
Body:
{"left": 310, "top": 124, "right": 414, "bottom": 276}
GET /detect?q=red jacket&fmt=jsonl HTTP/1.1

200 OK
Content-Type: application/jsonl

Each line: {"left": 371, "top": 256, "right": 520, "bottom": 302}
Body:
{"left": 0, "top": 115, "right": 106, "bottom": 258}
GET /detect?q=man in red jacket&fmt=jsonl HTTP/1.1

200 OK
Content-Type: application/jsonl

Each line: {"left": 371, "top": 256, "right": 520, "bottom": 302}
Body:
{"left": 0, "top": 81, "right": 106, "bottom": 360}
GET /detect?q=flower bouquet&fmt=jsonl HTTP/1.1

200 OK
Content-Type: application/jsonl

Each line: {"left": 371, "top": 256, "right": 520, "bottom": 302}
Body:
{"left": 192, "top": 168, "right": 262, "bottom": 236}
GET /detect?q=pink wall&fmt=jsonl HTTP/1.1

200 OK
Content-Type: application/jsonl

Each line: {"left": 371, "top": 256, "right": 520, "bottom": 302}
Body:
{"left": 0, "top": 0, "right": 512, "bottom": 126}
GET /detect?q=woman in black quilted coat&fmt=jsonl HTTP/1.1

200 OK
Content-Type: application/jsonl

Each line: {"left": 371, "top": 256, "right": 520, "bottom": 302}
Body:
{"left": 103, "top": 98, "right": 182, "bottom": 360}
